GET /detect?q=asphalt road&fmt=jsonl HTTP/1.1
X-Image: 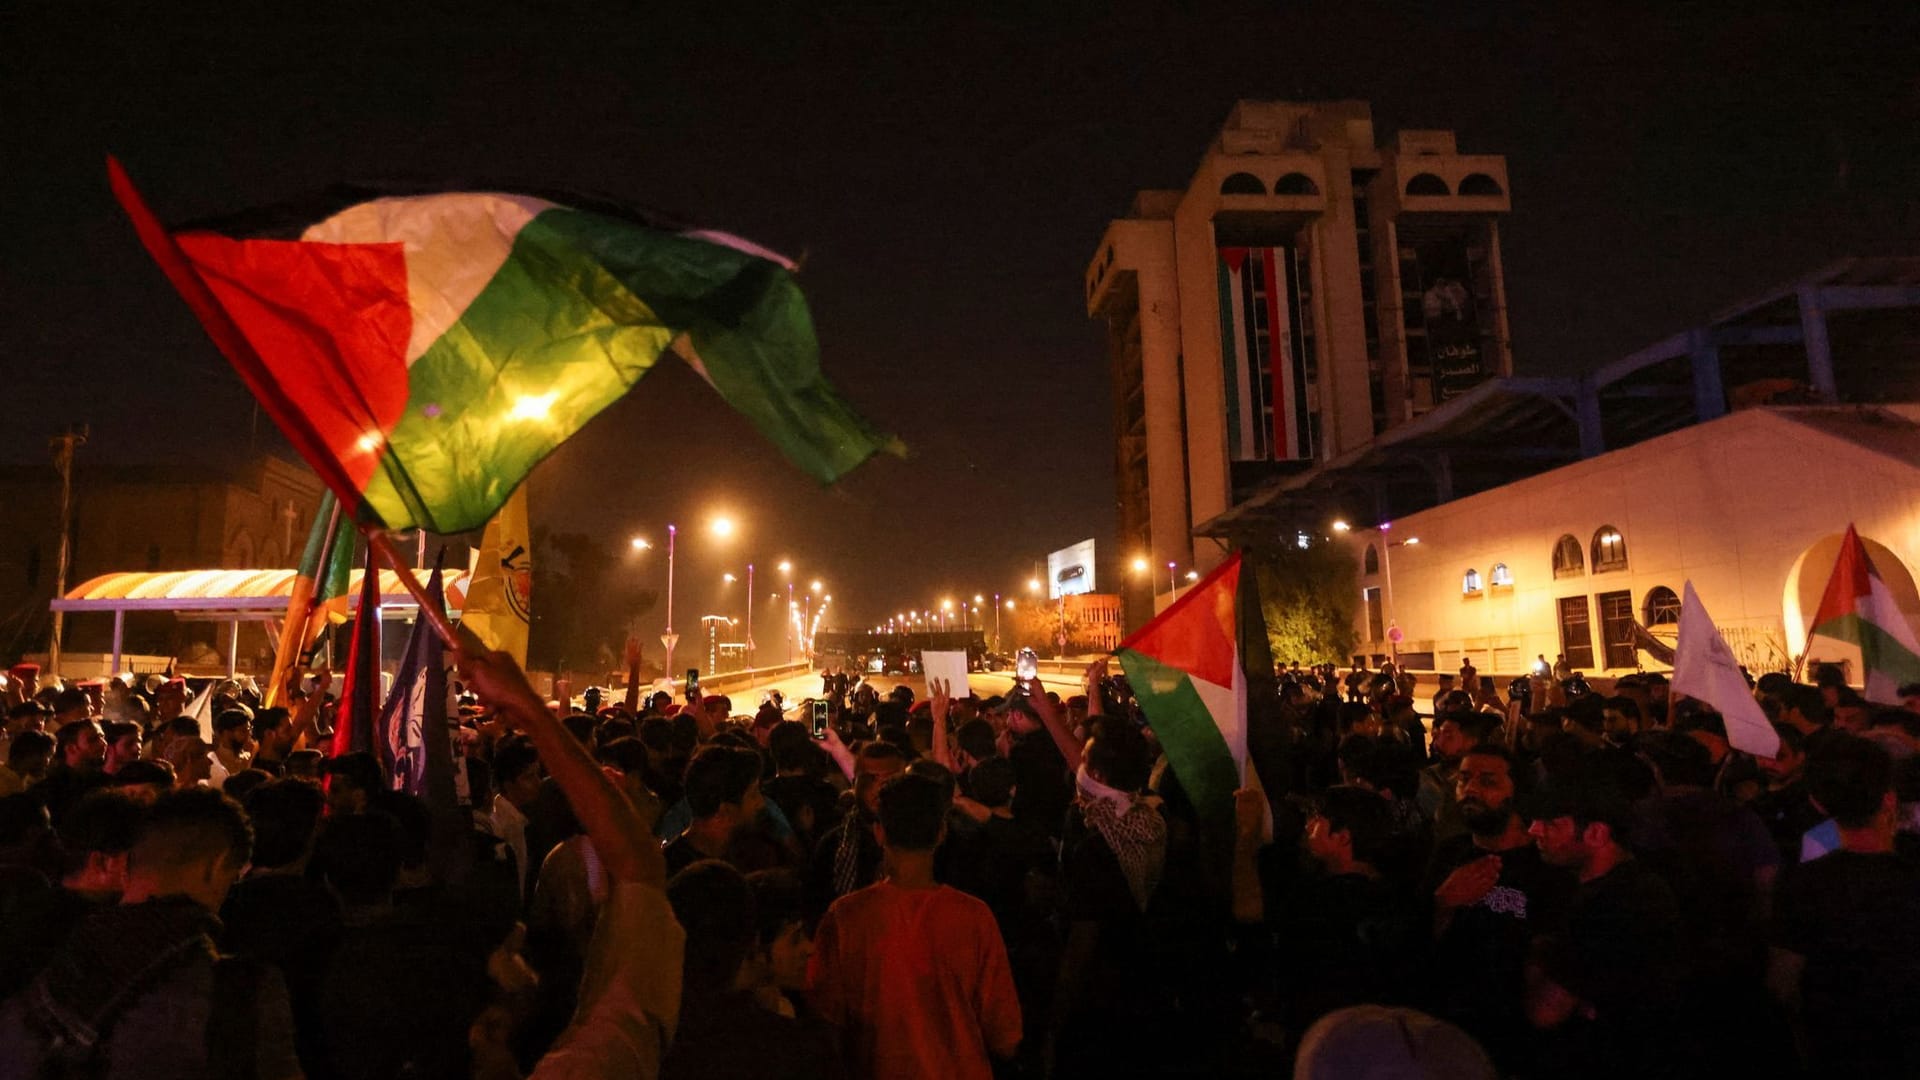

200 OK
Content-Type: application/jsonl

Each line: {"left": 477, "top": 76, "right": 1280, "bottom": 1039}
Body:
{"left": 721, "top": 666, "right": 1086, "bottom": 717}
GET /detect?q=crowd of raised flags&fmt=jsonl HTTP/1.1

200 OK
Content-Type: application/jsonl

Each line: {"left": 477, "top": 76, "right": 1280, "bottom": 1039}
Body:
{"left": 0, "top": 163, "right": 1912, "bottom": 1077}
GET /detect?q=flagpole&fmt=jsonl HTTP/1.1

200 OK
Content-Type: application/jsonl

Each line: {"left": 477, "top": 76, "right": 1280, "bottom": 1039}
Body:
{"left": 363, "top": 525, "right": 460, "bottom": 649}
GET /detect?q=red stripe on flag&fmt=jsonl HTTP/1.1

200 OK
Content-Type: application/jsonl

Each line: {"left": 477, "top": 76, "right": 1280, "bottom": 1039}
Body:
{"left": 107, "top": 158, "right": 406, "bottom": 520}
{"left": 1810, "top": 523, "right": 1875, "bottom": 628}
{"left": 1263, "top": 248, "right": 1290, "bottom": 459}
{"left": 176, "top": 233, "right": 411, "bottom": 495}
{"left": 1119, "top": 554, "right": 1242, "bottom": 688}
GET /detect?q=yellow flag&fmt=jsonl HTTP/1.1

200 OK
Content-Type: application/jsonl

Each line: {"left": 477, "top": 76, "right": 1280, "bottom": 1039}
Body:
{"left": 463, "top": 485, "right": 532, "bottom": 667}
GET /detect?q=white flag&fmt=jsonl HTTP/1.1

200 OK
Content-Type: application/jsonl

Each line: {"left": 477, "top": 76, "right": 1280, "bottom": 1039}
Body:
{"left": 1671, "top": 582, "right": 1780, "bottom": 758}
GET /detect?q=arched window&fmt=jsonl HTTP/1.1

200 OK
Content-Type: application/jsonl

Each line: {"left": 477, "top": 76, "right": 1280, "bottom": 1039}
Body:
{"left": 1644, "top": 586, "right": 1681, "bottom": 627}
{"left": 1220, "top": 172, "right": 1265, "bottom": 195}
{"left": 1458, "top": 173, "right": 1504, "bottom": 196}
{"left": 1490, "top": 563, "right": 1512, "bottom": 587}
{"left": 1405, "top": 172, "right": 1450, "bottom": 196}
{"left": 1463, "top": 568, "right": 1483, "bottom": 595}
{"left": 1592, "top": 526, "right": 1628, "bottom": 572}
{"left": 1274, "top": 172, "right": 1319, "bottom": 195}
{"left": 1552, "top": 534, "right": 1584, "bottom": 579}
{"left": 1363, "top": 545, "right": 1380, "bottom": 575}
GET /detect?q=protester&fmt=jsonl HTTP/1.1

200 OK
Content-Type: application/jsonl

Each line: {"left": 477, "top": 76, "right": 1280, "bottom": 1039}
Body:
{"left": 809, "top": 772, "right": 1020, "bottom": 1080}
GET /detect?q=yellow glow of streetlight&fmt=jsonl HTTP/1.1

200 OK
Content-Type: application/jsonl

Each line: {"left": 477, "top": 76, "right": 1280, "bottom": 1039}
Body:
{"left": 630, "top": 536, "right": 651, "bottom": 551}
{"left": 973, "top": 594, "right": 984, "bottom": 604}
{"left": 722, "top": 573, "right": 737, "bottom": 584}
{"left": 824, "top": 594, "right": 832, "bottom": 603}
{"left": 1004, "top": 599, "right": 1015, "bottom": 610}
{"left": 941, "top": 599, "right": 953, "bottom": 611}
{"left": 1332, "top": 520, "right": 1352, "bottom": 533}
{"left": 711, "top": 515, "right": 736, "bottom": 538}
{"left": 1185, "top": 570, "right": 1199, "bottom": 581}
{"left": 1405, "top": 537, "right": 1421, "bottom": 546}
{"left": 1131, "top": 555, "right": 1149, "bottom": 573}
{"left": 810, "top": 580, "right": 822, "bottom": 593}
{"left": 777, "top": 560, "right": 792, "bottom": 574}
{"left": 1027, "top": 578, "right": 1040, "bottom": 593}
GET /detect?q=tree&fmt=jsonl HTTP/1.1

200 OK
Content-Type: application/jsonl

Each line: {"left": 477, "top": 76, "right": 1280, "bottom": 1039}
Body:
{"left": 526, "top": 529, "right": 658, "bottom": 677}
{"left": 1006, "top": 597, "right": 1099, "bottom": 656}
{"left": 1248, "top": 539, "right": 1358, "bottom": 666}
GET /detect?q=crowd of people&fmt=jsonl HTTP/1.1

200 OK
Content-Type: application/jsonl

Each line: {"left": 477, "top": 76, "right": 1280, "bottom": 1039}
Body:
{"left": 0, "top": 644, "right": 1915, "bottom": 1079}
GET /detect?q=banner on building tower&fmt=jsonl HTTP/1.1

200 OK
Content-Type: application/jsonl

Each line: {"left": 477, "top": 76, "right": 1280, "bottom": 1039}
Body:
{"left": 1217, "top": 246, "right": 1311, "bottom": 463}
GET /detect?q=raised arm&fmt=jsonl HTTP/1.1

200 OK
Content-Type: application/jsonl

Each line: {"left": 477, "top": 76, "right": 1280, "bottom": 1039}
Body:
{"left": 929, "top": 677, "right": 954, "bottom": 769}
{"left": 458, "top": 641, "right": 663, "bottom": 888}
{"left": 622, "top": 636, "right": 643, "bottom": 716}
{"left": 1023, "top": 678, "right": 1082, "bottom": 773}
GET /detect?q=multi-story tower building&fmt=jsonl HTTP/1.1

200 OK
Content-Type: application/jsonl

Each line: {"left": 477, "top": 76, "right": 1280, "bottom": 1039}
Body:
{"left": 1087, "top": 101, "right": 1511, "bottom": 612}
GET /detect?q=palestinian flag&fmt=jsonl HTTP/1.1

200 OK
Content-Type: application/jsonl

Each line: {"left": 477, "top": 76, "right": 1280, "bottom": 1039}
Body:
{"left": 109, "top": 159, "right": 900, "bottom": 534}
{"left": 330, "top": 563, "right": 385, "bottom": 759}
{"left": 1116, "top": 553, "right": 1251, "bottom": 818}
{"left": 264, "top": 490, "right": 354, "bottom": 707}
{"left": 1805, "top": 524, "right": 1920, "bottom": 704}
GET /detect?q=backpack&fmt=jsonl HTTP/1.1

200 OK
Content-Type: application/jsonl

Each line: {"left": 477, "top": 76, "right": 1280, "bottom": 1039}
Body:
{"left": 28, "top": 933, "right": 261, "bottom": 1080}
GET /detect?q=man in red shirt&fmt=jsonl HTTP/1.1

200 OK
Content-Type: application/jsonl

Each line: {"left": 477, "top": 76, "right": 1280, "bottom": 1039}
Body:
{"left": 809, "top": 773, "right": 1021, "bottom": 1080}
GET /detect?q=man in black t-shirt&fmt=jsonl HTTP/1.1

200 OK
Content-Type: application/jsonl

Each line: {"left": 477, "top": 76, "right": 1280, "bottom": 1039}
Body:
{"left": 1003, "top": 699, "right": 1070, "bottom": 839}
{"left": 1425, "top": 745, "right": 1572, "bottom": 1071}
{"left": 1527, "top": 767, "right": 1683, "bottom": 1079}
{"left": 1771, "top": 734, "right": 1920, "bottom": 1077}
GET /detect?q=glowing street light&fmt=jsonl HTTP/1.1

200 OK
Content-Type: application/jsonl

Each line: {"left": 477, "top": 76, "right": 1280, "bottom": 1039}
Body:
{"left": 711, "top": 515, "right": 736, "bottom": 539}
{"left": 1131, "top": 555, "right": 1149, "bottom": 573}
{"left": 631, "top": 536, "right": 652, "bottom": 551}
{"left": 722, "top": 572, "right": 737, "bottom": 584}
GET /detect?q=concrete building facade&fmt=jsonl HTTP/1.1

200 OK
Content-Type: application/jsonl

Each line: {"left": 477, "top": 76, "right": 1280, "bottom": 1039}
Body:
{"left": 0, "top": 455, "right": 326, "bottom": 663}
{"left": 1353, "top": 406, "right": 1920, "bottom": 680}
{"left": 1088, "top": 101, "right": 1512, "bottom": 622}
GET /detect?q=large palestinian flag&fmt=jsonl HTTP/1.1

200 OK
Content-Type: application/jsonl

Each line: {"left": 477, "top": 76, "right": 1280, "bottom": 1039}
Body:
{"left": 1116, "top": 553, "right": 1249, "bottom": 817}
{"left": 1805, "top": 524, "right": 1920, "bottom": 704}
{"left": 109, "top": 159, "right": 899, "bottom": 534}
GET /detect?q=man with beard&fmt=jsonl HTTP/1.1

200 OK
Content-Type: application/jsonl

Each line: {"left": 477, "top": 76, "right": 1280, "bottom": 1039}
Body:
{"left": 1424, "top": 744, "right": 1573, "bottom": 1072}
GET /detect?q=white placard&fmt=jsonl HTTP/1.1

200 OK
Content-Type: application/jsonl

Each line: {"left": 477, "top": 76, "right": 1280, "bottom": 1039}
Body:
{"left": 920, "top": 651, "right": 971, "bottom": 700}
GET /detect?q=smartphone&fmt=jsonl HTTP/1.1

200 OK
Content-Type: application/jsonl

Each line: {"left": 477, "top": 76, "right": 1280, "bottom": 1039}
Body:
{"left": 811, "top": 699, "right": 830, "bottom": 740}
{"left": 686, "top": 668, "right": 700, "bottom": 701}
{"left": 1015, "top": 648, "right": 1039, "bottom": 682}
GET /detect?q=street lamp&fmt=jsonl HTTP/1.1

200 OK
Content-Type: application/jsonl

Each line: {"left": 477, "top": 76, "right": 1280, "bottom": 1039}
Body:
{"left": 631, "top": 536, "right": 652, "bottom": 552}
{"left": 992, "top": 592, "right": 1002, "bottom": 649}
{"left": 779, "top": 560, "right": 794, "bottom": 664}
{"left": 1336, "top": 520, "right": 1419, "bottom": 664}
{"left": 1167, "top": 561, "right": 1178, "bottom": 600}
{"left": 663, "top": 524, "right": 679, "bottom": 673}
{"left": 711, "top": 515, "right": 736, "bottom": 539}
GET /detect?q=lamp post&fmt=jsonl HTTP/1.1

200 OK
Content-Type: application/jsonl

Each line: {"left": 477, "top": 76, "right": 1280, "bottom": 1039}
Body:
{"left": 992, "top": 593, "right": 1002, "bottom": 649}
{"left": 778, "top": 560, "right": 794, "bottom": 664}
{"left": 1333, "top": 520, "right": 1419, "bottom": 665}
{"left": 663, "top": 524, "right": 679, "bottom": 674}
{"left": 1167, "top": 561, "right": 1178, "bottom": 600}
{"left": 746, "top": 563, "right": 755, "bottom": 669}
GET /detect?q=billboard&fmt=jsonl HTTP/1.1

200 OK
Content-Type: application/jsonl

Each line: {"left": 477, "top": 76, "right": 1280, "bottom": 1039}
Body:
{"left": 1047, "top": 538, "right": 1097, "bottom": 599}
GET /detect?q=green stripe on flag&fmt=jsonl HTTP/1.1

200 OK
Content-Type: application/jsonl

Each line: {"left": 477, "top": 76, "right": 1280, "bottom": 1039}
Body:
{"left": 364, "top": 207, "right": 897, "bottom": 532}
{"left": 364, "top": 210, "right": 677, "bottom": 530}
{"left": 1117, "top": 646, "right": 1240, "bottom": 817}
{"left": 1811, "top": 612, "right": 1920, "bottom": 685}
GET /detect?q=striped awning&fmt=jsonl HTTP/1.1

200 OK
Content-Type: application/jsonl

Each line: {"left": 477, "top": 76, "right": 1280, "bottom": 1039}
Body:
{"left": 52, "top": 568, "right": 468, "bottom": 619}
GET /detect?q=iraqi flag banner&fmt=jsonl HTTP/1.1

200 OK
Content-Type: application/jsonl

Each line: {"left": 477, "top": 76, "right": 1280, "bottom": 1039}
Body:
{"left": 1804, "top": 524, "right": 1920, "bottom": 704}
{"left": 1115, "top": 553, "right": 1259, "bottom": 820}
{"left": 108, "top": 159, "right": 901, "bottom": 534}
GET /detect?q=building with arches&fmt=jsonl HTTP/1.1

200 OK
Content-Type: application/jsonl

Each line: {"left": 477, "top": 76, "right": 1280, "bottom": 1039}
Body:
{"left": 1087, "top": 101, "right": 1512, "bottom": 625}
{"left": 1194, "top": 254, "right": 1920, "bottom": 679}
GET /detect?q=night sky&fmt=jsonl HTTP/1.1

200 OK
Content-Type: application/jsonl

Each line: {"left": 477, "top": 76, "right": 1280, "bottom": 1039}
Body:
{"left": 7, "top": 4, "right": 1918, "bottom": 628}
